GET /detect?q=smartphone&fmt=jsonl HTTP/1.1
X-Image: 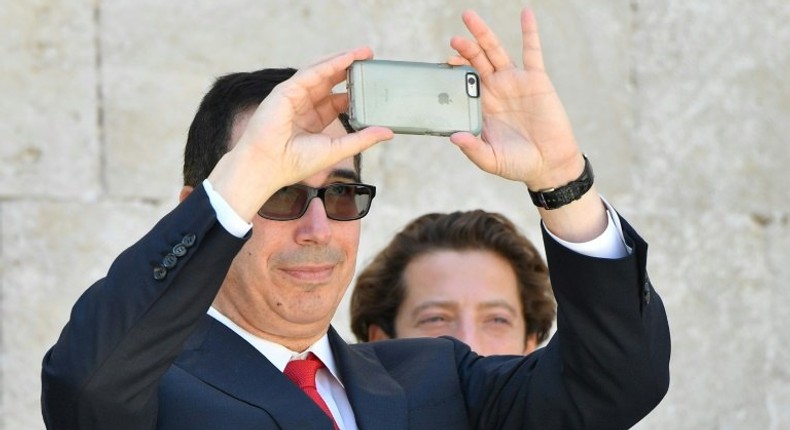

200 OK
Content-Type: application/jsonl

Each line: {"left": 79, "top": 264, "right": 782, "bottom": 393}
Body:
{"left": 347, "top": 60, "right": 482, "bottom": 136}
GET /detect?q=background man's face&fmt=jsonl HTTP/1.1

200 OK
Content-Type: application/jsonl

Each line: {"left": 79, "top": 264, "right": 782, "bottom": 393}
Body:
{"left": 394, "top": 249, "right": 535, "bottom": 356}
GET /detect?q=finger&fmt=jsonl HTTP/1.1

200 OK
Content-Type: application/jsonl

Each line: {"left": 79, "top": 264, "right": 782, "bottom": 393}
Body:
{"left": 329, "top": 92, "right": 349, "bottom": 116}
{"left": 521, "top": 8, "right": 546, "bottom": 71}
{"left": 304, "top": 46, "right": 372, "bottom": 69}
{"left": 315, "top": 47, "right": 373, "bottom": 91}
{"left": 276, "top": 47, "right": 371, "bottom": 124}
{"left": 449, "top": 132, "right": 498, "bottom": 174}
{"left": 313, "top": 93, "right": 350, "bottom": 129}
{"left": 302, "top": 46, "right": 374, "bottom": 74}
{"left": 291, "top": 46, "right": 374, "bottom": 102}
{"left": 461, "top": 10, "right": 514, "bottom": 71}
{"left": 330, "top": 126, "right": 393, "bottom": 159}
{"left": 449, "top": 131, "right": 479, "bottom": 147}
{"left": 446, "top": 55, "right": 471, "bottom": 67}
{"left": 450, "top": 36, "right": 494, "bottom": 77}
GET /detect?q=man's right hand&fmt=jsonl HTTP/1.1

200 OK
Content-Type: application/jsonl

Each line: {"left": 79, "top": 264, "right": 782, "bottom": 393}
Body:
{"left": 207, "top": 46, "right": 394, "bottom": 222}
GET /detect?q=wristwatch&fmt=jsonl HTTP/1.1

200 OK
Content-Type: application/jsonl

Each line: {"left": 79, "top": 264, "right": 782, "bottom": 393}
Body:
{"left": 528, "top": 155, "right": 594, "bottom": 210}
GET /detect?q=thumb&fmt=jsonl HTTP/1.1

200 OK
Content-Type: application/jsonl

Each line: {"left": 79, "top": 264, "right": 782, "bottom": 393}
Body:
{"left": 450, "top": 132, "right": 497, "bottom": 174}
{"left": 332, "top": 126, "right": 394, "bottom": 158}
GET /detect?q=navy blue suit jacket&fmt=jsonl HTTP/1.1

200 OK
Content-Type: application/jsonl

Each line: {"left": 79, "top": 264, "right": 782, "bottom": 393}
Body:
{"left": 41, "top": 185, "right": 670, "bottom": 429}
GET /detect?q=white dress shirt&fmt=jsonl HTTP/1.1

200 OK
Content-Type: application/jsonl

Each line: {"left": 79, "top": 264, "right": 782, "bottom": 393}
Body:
{"left": 206, "top": 307, "right": 358, "bottom": 429}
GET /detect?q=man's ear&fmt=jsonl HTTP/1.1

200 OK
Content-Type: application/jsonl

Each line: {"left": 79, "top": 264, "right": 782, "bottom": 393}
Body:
{"left": 179, "top": 185, "right": 194, "bottom": 203}
{"left": 523, "top": 333, "right": 538, "bottom": 355}
{"left": 367, "top": 324, "right": 392, "bottom": 342}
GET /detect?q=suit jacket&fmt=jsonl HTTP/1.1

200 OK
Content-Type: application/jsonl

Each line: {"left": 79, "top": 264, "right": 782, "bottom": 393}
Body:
{"left": 41, "top": 185, "right": 670, "bottom": 430}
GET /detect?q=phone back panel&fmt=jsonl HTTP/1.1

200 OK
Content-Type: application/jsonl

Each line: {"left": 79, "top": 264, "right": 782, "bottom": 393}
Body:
{"left": 347, "top": 60, "right": 482, "bottom": 136}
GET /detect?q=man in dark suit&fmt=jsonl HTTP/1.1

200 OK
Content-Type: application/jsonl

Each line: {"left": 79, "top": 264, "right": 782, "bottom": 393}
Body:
{"left": 41, "top": 9, "right": 670, "bottom": 430}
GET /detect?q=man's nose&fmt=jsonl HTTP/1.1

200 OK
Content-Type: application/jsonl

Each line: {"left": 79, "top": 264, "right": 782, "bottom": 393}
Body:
{"left": 294, "top": 198, "right": 332, "bottom": 244}
{"left": 454, "top": 320, "right": 482, "bottom": 354}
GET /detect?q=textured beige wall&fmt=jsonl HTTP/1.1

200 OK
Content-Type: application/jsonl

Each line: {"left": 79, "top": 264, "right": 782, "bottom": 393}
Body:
{"left": 2, "top": 1, "right": 788, "bottom": 429}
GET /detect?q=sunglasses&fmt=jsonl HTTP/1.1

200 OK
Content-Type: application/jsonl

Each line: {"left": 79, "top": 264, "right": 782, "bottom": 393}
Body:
{"left": 258, "top": 183, "right": 377, "bottom": 221}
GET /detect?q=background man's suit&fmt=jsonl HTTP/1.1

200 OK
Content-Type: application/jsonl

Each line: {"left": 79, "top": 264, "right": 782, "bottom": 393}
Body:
{"left": 41, "top": 186, "right": 670, "bottom": 429}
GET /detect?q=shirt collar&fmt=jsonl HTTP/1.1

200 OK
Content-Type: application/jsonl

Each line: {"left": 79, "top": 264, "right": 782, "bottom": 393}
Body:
{"left": 207, "top": 306, "right": 344, "bottom": 386}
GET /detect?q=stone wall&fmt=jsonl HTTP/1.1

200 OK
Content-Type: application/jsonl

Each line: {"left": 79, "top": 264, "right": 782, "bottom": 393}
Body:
{"left": 2, "top": 1, "right": 788, "bottom": 428}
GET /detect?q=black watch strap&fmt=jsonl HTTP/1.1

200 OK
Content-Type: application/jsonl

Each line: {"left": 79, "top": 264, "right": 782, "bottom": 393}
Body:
{"left": 528, "top": 155, "right": 594, "bottom": 210}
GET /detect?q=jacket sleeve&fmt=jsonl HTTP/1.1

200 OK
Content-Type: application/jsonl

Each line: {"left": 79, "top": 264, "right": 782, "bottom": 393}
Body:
{"left": 41, "top": 185, "right": 247, "bottom": 430}
{"left": 461, "top": 214, "right": 670, "bottom": 430}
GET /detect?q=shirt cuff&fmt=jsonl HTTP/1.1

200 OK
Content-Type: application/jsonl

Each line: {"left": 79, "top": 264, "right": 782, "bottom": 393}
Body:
{"left": 543, "top": 197, "right": 630, "bottom": 259}
{"left": 203, "top": 179, "right": 253, "bottom": 239}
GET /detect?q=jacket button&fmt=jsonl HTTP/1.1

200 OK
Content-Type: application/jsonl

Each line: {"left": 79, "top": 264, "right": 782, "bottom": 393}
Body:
{"left": 172, "top": 243, "right": 187, "bottom": 257}
{"left": 182, "top": 233, "right": 197, "bottom": 248}
{"left": 162, "top": 253, "right": 178, "bottom": 269}
{"left": 153, "top": 266, "right": 167, "bottom": 280}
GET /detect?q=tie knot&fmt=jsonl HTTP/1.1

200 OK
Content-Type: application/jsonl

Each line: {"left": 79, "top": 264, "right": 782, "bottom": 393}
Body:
{"left": 283, "top": 353, "right": 325, "bottom": 390}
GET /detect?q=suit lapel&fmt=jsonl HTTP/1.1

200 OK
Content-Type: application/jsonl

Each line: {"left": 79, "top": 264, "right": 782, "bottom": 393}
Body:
{"left": 175, "top": 316, "right": 335, "bottom": 429}
{"left": 328, "top": 328, "right": 408, "bottom": 430}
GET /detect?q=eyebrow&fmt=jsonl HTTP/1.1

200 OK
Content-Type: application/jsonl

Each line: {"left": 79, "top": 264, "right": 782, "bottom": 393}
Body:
{"left": 327, "top": 168, "right": 360, "bottom": 183}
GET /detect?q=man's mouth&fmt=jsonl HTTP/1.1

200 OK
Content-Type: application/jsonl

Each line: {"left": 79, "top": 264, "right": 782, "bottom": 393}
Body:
{"left": 278, "top": 265, "right": 335, "bottom": 282}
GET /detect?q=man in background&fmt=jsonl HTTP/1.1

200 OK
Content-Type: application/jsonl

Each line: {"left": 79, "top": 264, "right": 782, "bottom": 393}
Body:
{"left": 351, "top": 210, "right": 556, "bottom": 356}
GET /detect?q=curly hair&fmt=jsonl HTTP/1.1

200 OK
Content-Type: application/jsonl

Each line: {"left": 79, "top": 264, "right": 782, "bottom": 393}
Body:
{"left": 350, "top": 210, "right": 556, "bottom": 345}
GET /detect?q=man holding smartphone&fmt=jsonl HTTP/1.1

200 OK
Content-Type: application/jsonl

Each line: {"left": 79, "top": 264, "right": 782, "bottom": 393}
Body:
{"left": 41, "top": 8, "right": 669, "bottom": 430}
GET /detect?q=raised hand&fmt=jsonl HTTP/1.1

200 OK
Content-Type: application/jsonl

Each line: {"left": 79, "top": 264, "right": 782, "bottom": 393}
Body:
{"left": 449, "top": 9, "right": 607, "bottom": 241}
{"left": 208, "top": 47, "right": 394, "bottom": 221}
{"left": 448, "top": 9, "right": 585, "bottom": 192}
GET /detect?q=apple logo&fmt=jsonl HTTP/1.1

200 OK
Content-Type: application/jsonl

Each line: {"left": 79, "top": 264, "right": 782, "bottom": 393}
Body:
{"left": 438, "top": 92, "right": 452, "bottom": 105}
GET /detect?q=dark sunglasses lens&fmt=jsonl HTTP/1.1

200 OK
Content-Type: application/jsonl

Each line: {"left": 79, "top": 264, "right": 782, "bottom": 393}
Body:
{"left": 259, "top": 186, "right": 309, "bottom": 220}
{"left": 323, "top": 184, "right": 373, "bottom": 220}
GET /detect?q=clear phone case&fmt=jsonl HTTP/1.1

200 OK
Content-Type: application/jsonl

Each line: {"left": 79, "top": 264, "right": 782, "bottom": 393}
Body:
{"left": 347, "top": 60, "right": 482, "bottom": 136}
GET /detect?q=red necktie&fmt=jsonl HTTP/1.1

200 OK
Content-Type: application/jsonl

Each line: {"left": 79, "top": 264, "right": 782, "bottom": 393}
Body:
{"left": 283, "top": 353, "right": 340, "bottom": 429}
